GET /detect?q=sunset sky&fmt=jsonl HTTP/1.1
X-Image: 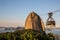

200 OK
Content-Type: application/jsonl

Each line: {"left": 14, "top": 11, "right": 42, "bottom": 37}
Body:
{"left": 0, "top": 0, "right": 60, "bottom": 27}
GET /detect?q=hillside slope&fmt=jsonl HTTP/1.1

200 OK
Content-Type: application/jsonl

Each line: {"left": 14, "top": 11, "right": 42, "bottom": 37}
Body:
{"left": 0, "top": 29, "right": 55, "bottom": 40}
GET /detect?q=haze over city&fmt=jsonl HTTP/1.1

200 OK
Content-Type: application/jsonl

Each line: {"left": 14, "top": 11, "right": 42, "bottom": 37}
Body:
{"left": 0, "top": 0, "right": 60, "bottom": 27}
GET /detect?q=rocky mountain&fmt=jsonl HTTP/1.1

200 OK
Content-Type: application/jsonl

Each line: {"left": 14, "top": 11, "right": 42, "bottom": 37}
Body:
{"left": 25, "top": 12, "right": 45, "bottom": 32}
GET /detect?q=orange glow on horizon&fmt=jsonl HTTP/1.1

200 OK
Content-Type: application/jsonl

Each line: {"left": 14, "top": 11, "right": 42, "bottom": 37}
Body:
{"left": 0, "top": 20, "right": 24, "bottom": 27}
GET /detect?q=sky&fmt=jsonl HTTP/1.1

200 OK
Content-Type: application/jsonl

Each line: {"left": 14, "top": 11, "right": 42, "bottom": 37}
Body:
{"left": 0, "top": 0, "right": 60, "bottom": 27}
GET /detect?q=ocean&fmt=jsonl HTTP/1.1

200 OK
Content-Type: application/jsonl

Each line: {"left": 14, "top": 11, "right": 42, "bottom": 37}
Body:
{"left": 45, "top": 29, "right": 60, "bottom": 36}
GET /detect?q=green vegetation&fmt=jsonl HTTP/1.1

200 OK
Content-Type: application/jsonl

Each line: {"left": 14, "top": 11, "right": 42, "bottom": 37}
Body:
{"left": 0, "top": 30, "right": 55, "bottom": 40}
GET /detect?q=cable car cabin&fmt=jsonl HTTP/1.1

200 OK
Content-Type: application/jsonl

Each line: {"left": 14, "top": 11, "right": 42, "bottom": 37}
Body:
{"left": 46, "top": 21, "right": 55, "bottom": 26}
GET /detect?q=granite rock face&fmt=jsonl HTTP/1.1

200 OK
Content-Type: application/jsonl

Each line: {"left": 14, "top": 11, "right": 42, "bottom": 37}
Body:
{"left": 25, "top": 12, "right": 45, "bottom": 32}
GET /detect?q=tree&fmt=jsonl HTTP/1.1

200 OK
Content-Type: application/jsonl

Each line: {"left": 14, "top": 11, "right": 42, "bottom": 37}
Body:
{"left": 0, "top": 29, "right": 55, "bottom": 40}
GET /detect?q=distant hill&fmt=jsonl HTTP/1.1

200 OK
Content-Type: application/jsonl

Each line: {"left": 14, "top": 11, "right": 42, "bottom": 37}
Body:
{"left": 0, "top": 29, "right": 55, "bottom": 40}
